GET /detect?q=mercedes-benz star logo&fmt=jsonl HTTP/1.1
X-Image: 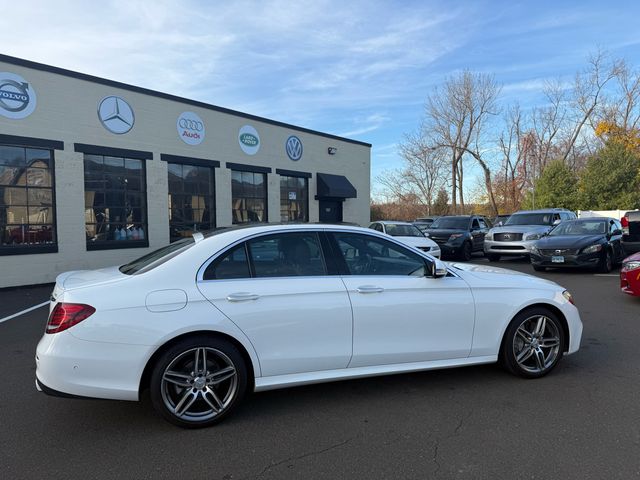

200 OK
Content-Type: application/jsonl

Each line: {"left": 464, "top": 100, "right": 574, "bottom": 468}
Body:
{"left": 98, "top": 96, "right": 134, "bottom": 134}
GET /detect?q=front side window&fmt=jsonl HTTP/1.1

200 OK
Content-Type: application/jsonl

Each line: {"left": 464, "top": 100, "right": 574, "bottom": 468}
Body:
{"left": 248, "top": 232, "right": 326, "bottom": 277}
{"left": 231, "top": 170, "right": 266, "bottom": 224}
{"left": 0, "top": 145, "right": 56, "bottom": 253}
{"left": 280, "top": 175, "right": 308, "bottom": 222}
{"left": 168, "top": 163, "right": 215, "bottom": 242}
{"left": 84, "top": 154, "right": 148, "bottom": 249}
{"left": 331, "top": 232, "right": 427, "bottom": 276}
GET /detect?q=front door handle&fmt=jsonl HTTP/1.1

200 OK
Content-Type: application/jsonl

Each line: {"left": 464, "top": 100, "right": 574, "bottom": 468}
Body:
{"left": 356, "top": 285, "right": 384, "bottom": 294}
{"left": 227, "top": 292, "right": 260, "bottom": 302}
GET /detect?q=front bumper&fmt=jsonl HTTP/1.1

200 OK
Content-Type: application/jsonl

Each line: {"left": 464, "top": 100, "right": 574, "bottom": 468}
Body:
{"left": 484, "top": 239, "right": 536, "bottom": 256}
{"left": 436, "top": 241, "right": 464, "bottom": 257}
{"left": 530, "top": 251, "right": 601, "bottom": 269}
{"left": 620, "top": 268, "right": 640, "bottom": 296}
{"left": 35, "top": 330, "right": 153, "bottom": 401}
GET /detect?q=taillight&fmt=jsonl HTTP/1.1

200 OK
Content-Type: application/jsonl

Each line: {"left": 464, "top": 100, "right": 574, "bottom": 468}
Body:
{"left": 46, "top": 303, "right": 96, "bottom": 334}
{"left": 621, "top": 215, "right": 629, "bottom": 235}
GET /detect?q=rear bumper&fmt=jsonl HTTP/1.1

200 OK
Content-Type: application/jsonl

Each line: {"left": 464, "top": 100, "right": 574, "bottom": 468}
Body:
{"left": 35, "top": 330, "right": 152, "bottom": 401}
{"left": 622, "top": 239, "right": 640, "bottom": 255}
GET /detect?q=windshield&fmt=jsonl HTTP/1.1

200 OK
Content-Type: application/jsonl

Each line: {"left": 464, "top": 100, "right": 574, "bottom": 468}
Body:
{"left": 384, "top": 224, "right": 424, "bottom": 237}
{"left": 120, "top": 237, "right": 195, "bottom": 274}
{"left": 505, "top": 213, "right": 554, "bottom": 226}
{"left": 549, "top": 220, "right": 606, "bottom": 236}
{"left": 430, "top": 217, "right": 470, "bottom": 229}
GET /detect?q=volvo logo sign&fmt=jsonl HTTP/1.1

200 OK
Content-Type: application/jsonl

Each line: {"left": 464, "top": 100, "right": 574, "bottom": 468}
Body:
{"left": 0, "top": 72, "right": 37, "bottom": 119}
{"left": 98, "top": 96, "right": 134, "bottom": 134}
{"left": 177, "top": 111, "right": 205, "bottom": 145}
{"left": 285, "top": 135, "right": 303, "bottom": 161}
{"left": 238, "top": 125, "right": 260, "bottom": 155}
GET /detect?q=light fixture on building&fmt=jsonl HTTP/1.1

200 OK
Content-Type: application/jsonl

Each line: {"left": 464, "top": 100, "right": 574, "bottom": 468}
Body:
{"left": 327, "top": 147, "right": 337, "bottom": 155}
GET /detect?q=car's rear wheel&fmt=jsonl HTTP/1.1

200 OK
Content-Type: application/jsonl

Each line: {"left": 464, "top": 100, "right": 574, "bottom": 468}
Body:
{"left": 486, "top": 253, "right": 500, "bottom": 262}
{"left": 460, "top": 241, "right": 473, "bottom": 261}
{"left": 598, "top": 248, "right": 612, "bottom": 273}
{"left": 501, "top": 307, "right": 565, "bottom": 378}
{"left": 150, "top": 337, "right": 248, "bottom": 428}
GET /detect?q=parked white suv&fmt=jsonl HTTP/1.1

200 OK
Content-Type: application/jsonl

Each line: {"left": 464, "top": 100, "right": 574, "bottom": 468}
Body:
{"left": 484, "top": 209, "right": 576, "bottom": 261}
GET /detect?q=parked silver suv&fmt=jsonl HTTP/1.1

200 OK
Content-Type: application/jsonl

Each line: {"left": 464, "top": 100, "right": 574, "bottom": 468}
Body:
{"left": 484, "top": 208, "right": 576, "bottom": 261}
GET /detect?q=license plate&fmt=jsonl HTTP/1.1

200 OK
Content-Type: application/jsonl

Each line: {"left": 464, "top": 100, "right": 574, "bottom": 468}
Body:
{"left": 551, "top": 256, "right": 564, "bottom": 263}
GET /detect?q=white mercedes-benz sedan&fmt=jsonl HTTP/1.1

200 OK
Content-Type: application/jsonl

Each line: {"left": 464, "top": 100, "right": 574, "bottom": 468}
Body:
{"left": 36, "top": 224, "right": 582, "bottom": 428}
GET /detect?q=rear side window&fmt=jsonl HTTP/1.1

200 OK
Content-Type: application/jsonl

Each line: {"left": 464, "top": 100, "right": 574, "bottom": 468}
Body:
{"left": 203, "top": 243, "right": 250, "bottom": 280}
{"left": 247, "top": 232, "right": 327, "bottom": 278}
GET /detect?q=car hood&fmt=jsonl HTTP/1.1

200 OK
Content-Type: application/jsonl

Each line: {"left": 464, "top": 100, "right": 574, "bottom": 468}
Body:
{"left": 424, "top": 228, "right": 466, "bottom": 238}
{"left": 448, "top": 262, "right": 560, "bottom": 289}
{"left": 490, "top": 225, "right": 551, "bottom": 235}
{"left": 623, "top": 251, "right": 640, "bottom": 263}
{"left": 56, "top": 266, "right": 127, "bottom": 291}
{"left": 535, "top": 234, "right": 605, "bottom": 250}
{"left": 393, "top": 236, "right": 438, "bottom": 248}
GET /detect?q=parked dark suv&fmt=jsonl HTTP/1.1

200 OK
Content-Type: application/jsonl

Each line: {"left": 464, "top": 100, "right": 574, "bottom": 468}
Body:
{"left": 621, "top": 210, "right": 640, "bottom": 254}
{"left": 423, "top": 215, "right": 492, "bottom": 261}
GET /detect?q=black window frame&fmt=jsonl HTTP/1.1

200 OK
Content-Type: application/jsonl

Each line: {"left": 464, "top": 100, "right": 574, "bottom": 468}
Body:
{"left": 278, "top": 174, "right": 309, "bottom": 223}
{"left": 230, "top": 169, "right": 268, "bottom": 224}
{"left": 80, "top": 146, "right": 150, "bottom": 251}
{"left": 165, "top": 159, "right": 217, "bottom": 243}
{"left": 0, "top": 139, "right": 60, "bottom": 256}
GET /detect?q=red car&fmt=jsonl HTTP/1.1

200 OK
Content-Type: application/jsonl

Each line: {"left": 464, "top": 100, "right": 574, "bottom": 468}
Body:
{"left": 620, "top": 252, "right": 640, "bottom": 296}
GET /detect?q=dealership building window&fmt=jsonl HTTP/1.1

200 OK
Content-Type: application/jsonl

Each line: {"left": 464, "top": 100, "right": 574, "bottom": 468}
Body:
{"left": 83, "top": 153, "right": 148, "bottom": 250}
{"left": 0, "top": 145, "right": 57, "bottom": 254}
{"left": 167, "top": 162, "right": 216, "bottom": 242}
{"left": 231, "top": 169, "right": 267, "bottom": 224}
{"left": 279, "top": 175, "right": 309, "bottom": 222}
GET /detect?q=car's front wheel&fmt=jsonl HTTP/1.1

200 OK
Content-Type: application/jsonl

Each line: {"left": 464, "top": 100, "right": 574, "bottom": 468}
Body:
{"left": 501, "top": 308, "right": 565, "bottom": 378}
{"left": 486, "top": 253, "right": 500, "bottom": 262}
{"left": 150, "top": 337, "right": 248, "bottom": 428}
{"left": 460, "top": 241, "right": 473, "bottom": 261}
{"left": 598, "top": 248, "right": 613, "bottom": 273}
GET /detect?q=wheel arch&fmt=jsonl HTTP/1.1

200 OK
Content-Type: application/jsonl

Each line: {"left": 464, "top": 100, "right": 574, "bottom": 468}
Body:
{"left": 499, "top": 303, "right": 570, "bottom": 357}
{"left": 139, "top": 330, "right": 256, "bottom": 397}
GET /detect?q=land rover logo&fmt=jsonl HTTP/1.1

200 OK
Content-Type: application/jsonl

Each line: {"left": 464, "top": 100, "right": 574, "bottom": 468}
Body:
{"left": 238, "top": 125, "right": 260, "bottom": 155}
{"left": 285, "top": 135, "right": 303, "bottom": 161}
{"left": 98, "top": 96, "right": 134, "bottom": 134}
{"left": 177, "top": 111, "right": 205, "bottom": 145}
{"left": 0, "top": 72, "right": 37, "bottom": 119}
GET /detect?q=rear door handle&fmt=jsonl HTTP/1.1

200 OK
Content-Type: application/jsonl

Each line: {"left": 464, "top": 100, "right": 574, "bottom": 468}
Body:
{"left": 356, "top": 285, "right": 384, "bottom": 294}
{"left": 227, "top": 292, "right": 260, "bottom": 302}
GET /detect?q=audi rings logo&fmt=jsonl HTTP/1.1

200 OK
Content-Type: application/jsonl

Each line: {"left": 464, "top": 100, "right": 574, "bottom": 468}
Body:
{"left": 0, "top": 72, "right": 37, "bottom": 119}
{"left": 285, "top": 135, "right": 303, "bottom": 161}
{"left": 177, "top": 112, "right": 205, "bottom": 145}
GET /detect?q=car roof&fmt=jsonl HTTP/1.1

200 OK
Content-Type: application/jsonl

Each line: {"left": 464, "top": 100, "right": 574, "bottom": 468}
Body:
{"left": 374, "top": 220, "right": 414, "bottom": 225}
{"left": 512, "top": 209, "right": 570, "bottom": 214}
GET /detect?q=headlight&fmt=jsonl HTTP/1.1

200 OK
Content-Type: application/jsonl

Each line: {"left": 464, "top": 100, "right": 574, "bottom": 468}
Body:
{"left": 423, "top": 232, "right": 430, "bottom": 237}
{"left": 448, "top": 233, "right": 464, "bottom": 241}
{"left": 524, "top": 233, "right": 542, "bottom": 241}
{"left": 582, "top": 244, "right": 603, "bottom": 254}
{"left": 623, "top": 261, "right": 640, "bottom": 270}
{"left": 530, "top": 245, "right": 539, "bottom": 254}
{"left": 562, "top": 290, "right": 575, "bottom": 305}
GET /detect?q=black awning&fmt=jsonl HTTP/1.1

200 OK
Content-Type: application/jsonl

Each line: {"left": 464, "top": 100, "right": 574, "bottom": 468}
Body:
{"left": 316, "top": 173, "right": 357, "bottom": 199}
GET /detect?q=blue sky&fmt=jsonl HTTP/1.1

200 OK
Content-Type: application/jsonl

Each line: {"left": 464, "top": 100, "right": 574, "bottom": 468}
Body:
{"left": 2, "top": 1, "right": 639, "bottom": 197}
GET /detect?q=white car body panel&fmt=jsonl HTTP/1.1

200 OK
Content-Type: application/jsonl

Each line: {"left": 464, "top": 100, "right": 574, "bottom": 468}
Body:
{"left": 35, "top": 224, "right": 583, "bottom": 403}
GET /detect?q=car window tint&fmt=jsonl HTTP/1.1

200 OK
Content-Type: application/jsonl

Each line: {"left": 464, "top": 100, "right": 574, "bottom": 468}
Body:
{"left": 472, "top": 218, "right": 480, "bottom": 229}
{"left": 248, "top": 232, "right": 327, "bottom": 278}
{"left": 203, "top": 243, "right": 250, "bottom": 280}
{"left": 332, "top": 232, "right": 426, "bottom": 276}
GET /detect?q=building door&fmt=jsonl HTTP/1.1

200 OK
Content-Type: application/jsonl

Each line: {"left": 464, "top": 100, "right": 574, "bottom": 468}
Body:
{"left": 319, "top": 200, "right": 343, "bottom": 223}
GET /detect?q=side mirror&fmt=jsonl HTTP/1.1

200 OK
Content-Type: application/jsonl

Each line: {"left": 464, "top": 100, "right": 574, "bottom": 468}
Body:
{"left": 553, "top": 219, "right": 561, "bottom": 226}
{"left": 429, "top": 259, "right": 448, "bottom": 278}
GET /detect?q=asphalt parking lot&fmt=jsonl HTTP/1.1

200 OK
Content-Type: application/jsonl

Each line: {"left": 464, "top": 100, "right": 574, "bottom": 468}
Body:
{"left": 1, "top": 256, "right": 639, "bottom": 479}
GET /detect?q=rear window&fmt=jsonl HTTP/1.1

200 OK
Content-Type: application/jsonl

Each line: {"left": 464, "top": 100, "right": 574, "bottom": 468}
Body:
{"left": 119, "top": 237, "right": 195, "bottom": 275}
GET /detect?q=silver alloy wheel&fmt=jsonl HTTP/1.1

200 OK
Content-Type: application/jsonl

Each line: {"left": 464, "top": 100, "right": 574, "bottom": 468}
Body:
{"left": 160, "top": 347, "right": 238, "bottom": 422}
{"left": 512, "top": 315, "right": 561, "bottom": 374}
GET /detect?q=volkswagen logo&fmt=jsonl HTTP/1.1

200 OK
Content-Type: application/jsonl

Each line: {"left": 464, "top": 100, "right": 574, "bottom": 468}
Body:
{"left": 0, "top": 72, "right": 37, "bottom": 119}
{"left": 98, "top": 96, "right": 134, "bottom": 134}
{"left": 177, "top": 112, "right": 205, "bottom": 145}
{"left": 285, "top": 135, "right": 303, "bottom": 161}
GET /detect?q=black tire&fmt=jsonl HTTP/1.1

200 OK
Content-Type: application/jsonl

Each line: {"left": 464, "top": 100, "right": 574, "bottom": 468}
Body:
{"left": 598, "top": 248, "right": 612, "bottom": 273}
{"left": 532, "top": 264, "right": 546, "bottom": 272}
{"left": 460, "top": 241, "right": 473, "bottom": 261}
{"left": 150, "top": 336, "right": 248, "bottom": 428}
{"left": 501, "top": 307, "right": 565, "bottom": 379}
{"left": 486, "top": 253, "right": 500, "bottom": 262}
